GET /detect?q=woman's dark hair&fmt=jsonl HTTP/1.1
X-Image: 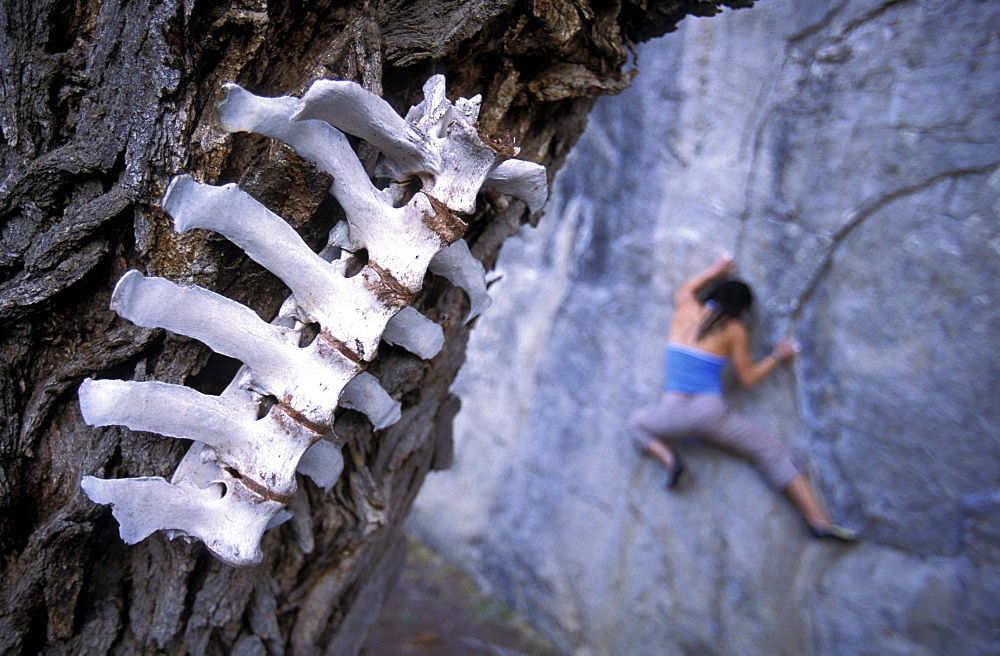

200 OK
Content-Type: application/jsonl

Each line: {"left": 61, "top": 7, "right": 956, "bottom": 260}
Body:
{"left": 697, "top": 278, "right": 753, "bottom": 338}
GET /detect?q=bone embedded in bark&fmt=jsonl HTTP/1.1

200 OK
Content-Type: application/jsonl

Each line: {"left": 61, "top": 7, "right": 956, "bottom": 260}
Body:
{"left": 164, "top": 176, "right": 356, "bottom": 317}
{"left": 80, "top": 379, "right": 319, "bottom": 498}
{"left": 294, "top": 79, "right": 434, "bottom": 175}
{"left": 295, "top": 75, "right": 502, "bottom": 215}
{"left": 80, "top": 74, "right": 549, "bottom": 566}
{"left": 81, "top": 472, "right": 283, "bottom": 567}
{"left": 218, "top": 84, "right": 392, "bottom": 223}
{"left": 110, "top": 271, "right": 357, "bottom": 424}
{"left": 163, "top": 175, "right": 393, "bottom": 359}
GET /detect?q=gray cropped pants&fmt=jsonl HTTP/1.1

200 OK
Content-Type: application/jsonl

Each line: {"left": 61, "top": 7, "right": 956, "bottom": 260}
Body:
{"left": 627, "top": 393, "right": 799, "bottom": 490}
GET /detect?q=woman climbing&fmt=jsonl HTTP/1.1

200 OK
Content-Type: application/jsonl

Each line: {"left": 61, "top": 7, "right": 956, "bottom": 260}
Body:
{"left": 628, "top": 254, "right": 858, "bottom": 542}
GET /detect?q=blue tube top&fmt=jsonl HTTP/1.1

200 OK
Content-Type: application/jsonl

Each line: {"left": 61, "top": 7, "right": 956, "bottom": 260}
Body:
{"left": 664, "top": 343, "right": 726, "bottom": 395}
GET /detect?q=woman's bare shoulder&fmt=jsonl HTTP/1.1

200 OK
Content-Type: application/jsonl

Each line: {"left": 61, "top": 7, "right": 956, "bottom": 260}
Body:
{"left": 725, "top": 319, "right": 748, "bottom": 337}
{"left": 720, "top": 318, "right": 749, "bottom": 354}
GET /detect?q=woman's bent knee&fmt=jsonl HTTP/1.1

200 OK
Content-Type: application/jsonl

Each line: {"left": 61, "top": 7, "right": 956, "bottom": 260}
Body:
{"left": 760, "top": 449, "right": 800, "bottom": 490}
{"left": 629, "top": 429, "right": 655, "bottom": 456}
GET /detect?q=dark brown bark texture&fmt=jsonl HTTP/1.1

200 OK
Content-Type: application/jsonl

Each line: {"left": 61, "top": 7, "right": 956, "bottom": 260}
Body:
{"left": 0, "top": 1, "right": 751, "bottom": 654}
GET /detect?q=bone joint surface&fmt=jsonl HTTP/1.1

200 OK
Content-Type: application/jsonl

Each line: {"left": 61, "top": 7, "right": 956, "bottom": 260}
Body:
{"left": 80, "top": 75, "right": 547, "bottom": 566}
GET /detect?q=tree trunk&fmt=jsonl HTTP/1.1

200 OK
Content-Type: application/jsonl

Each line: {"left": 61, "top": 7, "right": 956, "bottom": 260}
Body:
{"left": 0, "top": 1, "right": 750, "bottom": 654}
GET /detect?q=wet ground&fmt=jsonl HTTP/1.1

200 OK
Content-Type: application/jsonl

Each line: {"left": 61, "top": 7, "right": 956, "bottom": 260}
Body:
{"left": 361, "top": 536, "right": 561, "bottom": 656}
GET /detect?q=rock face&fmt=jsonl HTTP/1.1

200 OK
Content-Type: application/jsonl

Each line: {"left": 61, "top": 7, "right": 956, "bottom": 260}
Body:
{"left": 410, "top": 1, "right": 1000, "bottom": 654}
{"left": 0, "top": 1, "right": 750, "bottom": 653}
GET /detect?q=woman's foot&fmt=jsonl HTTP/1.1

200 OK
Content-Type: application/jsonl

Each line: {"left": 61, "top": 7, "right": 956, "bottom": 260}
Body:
{"left": 644, "top": 442, "right": 684, "bottom": 489}
{"left": 809, "top": 522, "right": 860, "bottom": 542}
{"left": 666, "top": 458, "right": 685, "bottom": 490}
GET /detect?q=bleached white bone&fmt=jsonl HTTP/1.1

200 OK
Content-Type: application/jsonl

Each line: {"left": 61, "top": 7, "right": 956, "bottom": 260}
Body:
{"left": 222, "top": 87, "right": 464, "bottom": 292}
{"left": 293, "top": 80, "right": 435, "bottom": 175}
{"left": 220, "top": 84, "right": 547, "bottom": 308}
{"left": 295, "top": 76, "right": 499, "bottom": 215}
{"left": 171, "top": 443, "right": 227, "bottom": 489}
{"left": 160, "top": 360, "right": 341, "bottom": 494}
{"left": 159, "top": 308, "right": 343, "bottom": 494}
{"left": 164, "top": 177, "right": 364, "bottom": 324}
{"left": 217, "top": 83, "right": 393, "bottom": 223}
{"left": 80, "top": 378, "right": 319, "bottom": 497}
{"left": 382, "top": 306, "right": 445, "bottom": 358}
{"left": 429, "top": 240, "right": 492, "bottom": 322}
{"left": 406, "top": 74, "right": 458, "bottom": 129}
{"left": 81, "top": 472, "right": 282, "bottom": 567}
{"left": 338, "top": 372, "right": 402, "bottom": 430}
{"left": 294, "top": 438, "right": 345, "bottom": 491}
{"left": 111, "top": 271, "right": 357, "bottom": 424}
{"left": 81, "top": 75, "right": 548, "bottom": 567}
{"left": 164, "top": 176, "right": 401, "bottom": 360}
{"left": 485, "top": 159, "right": 549, "bottom": 214}
{"left": 266, "top": 509, "right": 294, "bottom": 530}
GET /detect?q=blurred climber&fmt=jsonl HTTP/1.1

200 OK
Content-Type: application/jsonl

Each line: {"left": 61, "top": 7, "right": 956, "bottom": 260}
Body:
{"left": 627, "top": 254, "right": 858, "bottom": 542}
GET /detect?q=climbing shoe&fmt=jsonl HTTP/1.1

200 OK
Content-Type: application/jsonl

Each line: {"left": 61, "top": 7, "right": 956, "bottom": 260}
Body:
{"left": 666, "top": 458, "right": 685, "bottom": 490}
{"left": 809, "top": 522, "right": 860, "bottom": 542}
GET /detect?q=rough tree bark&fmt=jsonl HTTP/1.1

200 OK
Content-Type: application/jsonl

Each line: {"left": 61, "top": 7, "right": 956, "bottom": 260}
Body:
{"left": 0, "top": 1, "right": 751, "bottom": 654}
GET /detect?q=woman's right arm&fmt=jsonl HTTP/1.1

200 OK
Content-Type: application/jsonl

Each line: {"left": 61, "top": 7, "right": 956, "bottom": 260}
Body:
{"left": 729, "top": 322, "right": 799, "bottom": 389}
{"left": 673, "top": 254, "right": 736, "bottom": 306}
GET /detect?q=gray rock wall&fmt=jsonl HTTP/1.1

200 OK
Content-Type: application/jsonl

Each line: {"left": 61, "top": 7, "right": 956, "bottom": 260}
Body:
{"left": 410, "top": 1, "right": 1000, "bottom": 654}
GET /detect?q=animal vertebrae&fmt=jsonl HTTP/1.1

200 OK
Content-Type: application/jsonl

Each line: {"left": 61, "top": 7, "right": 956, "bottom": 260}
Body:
{"left": 79, "top": 75, "right": 547, "bottom": 566}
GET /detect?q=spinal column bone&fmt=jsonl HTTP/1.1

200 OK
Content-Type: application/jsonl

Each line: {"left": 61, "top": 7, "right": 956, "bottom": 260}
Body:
{"left": 80, "top": 75, "right": 547, "bottom": 566}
